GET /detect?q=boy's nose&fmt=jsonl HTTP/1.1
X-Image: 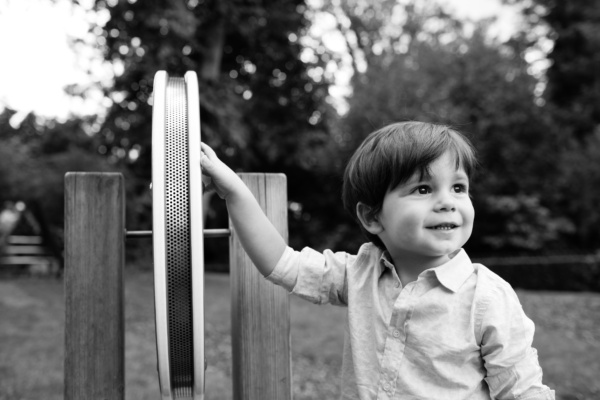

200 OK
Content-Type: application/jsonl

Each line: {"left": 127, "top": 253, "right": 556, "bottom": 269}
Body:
{"left": 435, "top": 192, "right": 456, "bottom": 212}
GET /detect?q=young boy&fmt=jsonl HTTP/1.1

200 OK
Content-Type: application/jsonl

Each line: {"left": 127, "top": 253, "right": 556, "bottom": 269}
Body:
{"left": 200, "top": 121, "right": 555, "bottom": 399}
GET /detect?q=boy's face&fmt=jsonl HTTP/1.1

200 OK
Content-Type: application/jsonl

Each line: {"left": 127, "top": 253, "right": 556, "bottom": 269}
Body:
{"left": 370, "top": 151, "right": 474, "bottom": 268}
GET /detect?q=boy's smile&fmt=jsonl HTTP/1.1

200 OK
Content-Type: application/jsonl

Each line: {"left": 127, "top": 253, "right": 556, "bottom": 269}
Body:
{"left": 363, "top": 151, "right": 474, "bottom": 271}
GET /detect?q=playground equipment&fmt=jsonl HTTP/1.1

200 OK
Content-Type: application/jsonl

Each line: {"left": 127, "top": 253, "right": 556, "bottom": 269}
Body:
{"left": 64, "top": 72, "right": 292, "bottom": 400}
{"left": 152, "top": 71, "right": 205, "bottom": 399}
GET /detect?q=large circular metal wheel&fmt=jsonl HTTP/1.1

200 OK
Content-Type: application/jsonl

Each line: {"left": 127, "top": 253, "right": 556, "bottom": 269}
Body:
{"left": 151, "top": 71, "right": 205, "bottom": 400}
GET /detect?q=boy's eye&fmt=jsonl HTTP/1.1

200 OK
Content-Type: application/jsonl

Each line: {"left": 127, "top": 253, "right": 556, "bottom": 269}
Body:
{"left": 414, "top": 185, "right": 431, "bottom": 195}
{"left": 453, "top": 184, "right": 468, "bottom": 193}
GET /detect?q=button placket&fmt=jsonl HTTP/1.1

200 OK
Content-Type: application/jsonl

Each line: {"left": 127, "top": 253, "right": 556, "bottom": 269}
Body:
{"left": 377, "top": 324, "right": 403, "bottom": 399}
{"left": 378, "top": 274, "right": 414, "bottom": 399}
{"left": 378, "top": 375, "right": 398, "bottom": 398}
{"left": 381, "top": 375, "right": 398, "bottom": 397}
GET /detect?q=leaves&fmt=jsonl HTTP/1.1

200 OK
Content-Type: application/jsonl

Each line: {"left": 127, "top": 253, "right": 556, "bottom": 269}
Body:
{"left": 481, "top": 195, "right": 575, "bottom": 250}
{"left": 2, "top": 0, "right": 600, "bottom": 257}
{"left": 334, "top": 4, "right": 579, "bottom": 253}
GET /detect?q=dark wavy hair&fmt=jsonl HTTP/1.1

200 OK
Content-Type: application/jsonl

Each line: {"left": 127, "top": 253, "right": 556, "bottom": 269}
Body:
{"left": 342, "top": 121, "right": 478, "bottom": 249}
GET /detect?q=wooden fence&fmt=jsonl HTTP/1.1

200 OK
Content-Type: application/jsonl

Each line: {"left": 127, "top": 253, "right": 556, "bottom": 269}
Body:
{"left": 64, "top": 172, "right": 291, "bottom": 400}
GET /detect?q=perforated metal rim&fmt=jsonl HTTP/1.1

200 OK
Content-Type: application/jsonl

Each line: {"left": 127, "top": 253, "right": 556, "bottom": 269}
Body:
{"left": 152, "top": 71, "right": 172, "bottom": 399}
{"left": 152, "top": 70, "right": 204, "bottom": 400}
{"left": 185, "top": 70, "right": 205, "bottom": 399}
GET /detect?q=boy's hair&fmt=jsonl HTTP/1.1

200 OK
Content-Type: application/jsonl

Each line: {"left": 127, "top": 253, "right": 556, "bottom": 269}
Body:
{"left": 342, "top": 121, "right": 478, "bottom": 250}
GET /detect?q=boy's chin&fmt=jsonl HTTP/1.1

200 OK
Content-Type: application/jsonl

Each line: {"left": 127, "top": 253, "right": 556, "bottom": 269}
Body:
{"left": 448, "top": 248, "right": 462, "bottom": 259}
{"left": 425, "top": 245, "right": 463, "bottom": 259}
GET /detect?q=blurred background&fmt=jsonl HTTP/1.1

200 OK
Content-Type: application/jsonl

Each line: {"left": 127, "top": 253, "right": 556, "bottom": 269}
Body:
{"left": 1, "top": 0, "right": 599, "bottom": 399}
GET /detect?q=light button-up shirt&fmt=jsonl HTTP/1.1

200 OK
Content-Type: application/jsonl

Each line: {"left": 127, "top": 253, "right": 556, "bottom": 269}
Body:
{"left": 266, "top": 243, "right": 555, "bottom": 400}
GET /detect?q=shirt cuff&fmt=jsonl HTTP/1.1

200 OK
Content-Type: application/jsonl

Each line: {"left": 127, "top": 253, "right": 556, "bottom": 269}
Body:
{"left": 265, "top": 246, "right": 298, "bottom": 292}
{"left": 518, "top": 388, "right": 555, "bottom": 400}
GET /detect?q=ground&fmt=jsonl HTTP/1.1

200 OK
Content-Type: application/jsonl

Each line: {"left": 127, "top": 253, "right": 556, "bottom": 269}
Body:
{"left": 1, "top": 270, "right": 599, "bottom": 400}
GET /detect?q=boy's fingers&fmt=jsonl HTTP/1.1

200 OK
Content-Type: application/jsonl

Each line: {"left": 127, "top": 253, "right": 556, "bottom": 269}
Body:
{"left": 200, "top": 151, "right": 210, "bottom": 167}
{"left": 200, "top": 142, "right": 217, "bottom": 158}
{"left": 201, "top": 177, "right": 219, "bottom": 197}
{"left": 200, "top": 150, "right": 217, "bottom": 174}
{"left": 201, "top": 174, "right": 212, "bottom": 187}
{"left": 199, "top": 142, "right": 228, "bottom": 199}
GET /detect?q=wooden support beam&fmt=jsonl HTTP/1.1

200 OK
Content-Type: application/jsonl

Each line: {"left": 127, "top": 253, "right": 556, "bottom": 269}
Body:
{"left": 64, "top": 172, "right": 125, "bottom": 400}
{"left": 230, "top": 173, "right": 291, "bottom": 400}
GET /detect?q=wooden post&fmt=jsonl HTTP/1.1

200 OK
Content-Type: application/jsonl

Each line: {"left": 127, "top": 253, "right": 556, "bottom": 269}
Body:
{"left": 64, "top": 173, "right": 125, "bottom": 400}
{"left": 230, "top": 173, "right": 291, "bottom": 400}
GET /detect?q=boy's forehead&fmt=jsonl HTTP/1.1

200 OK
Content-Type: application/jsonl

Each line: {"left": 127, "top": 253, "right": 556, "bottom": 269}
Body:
{"left": 406, "top": 163, "right": 469, "bottom": 182}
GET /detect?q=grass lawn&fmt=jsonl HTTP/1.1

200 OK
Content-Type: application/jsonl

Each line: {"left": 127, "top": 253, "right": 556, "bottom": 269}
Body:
{"left": 1, "top": 270, "right": 600, "bottom": 400}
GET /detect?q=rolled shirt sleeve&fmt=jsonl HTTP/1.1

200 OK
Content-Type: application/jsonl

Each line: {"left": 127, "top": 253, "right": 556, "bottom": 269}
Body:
{"left": 266, "top": 246, "right": 351, "bottom": 306}
{"left": 478, "top": 279, "right": 555, "bottom": 400}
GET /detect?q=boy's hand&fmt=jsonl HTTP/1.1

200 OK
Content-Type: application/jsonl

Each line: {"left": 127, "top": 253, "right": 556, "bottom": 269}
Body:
{"left": 200, "top": 143, "right": 245, "bottom": 200}
{"left": 201, "top": 142, "right": 286, "bottom": 276}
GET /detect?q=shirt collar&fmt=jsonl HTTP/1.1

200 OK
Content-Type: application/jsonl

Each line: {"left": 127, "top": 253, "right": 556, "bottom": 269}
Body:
{"left": 377, "top": 248, "right": 474, "bottom": 292}
{"left": 378, "top": 250, "right": 395, "bottom": 275}
{"left": 431, "top": 249, "right": 474, "bottom": 292}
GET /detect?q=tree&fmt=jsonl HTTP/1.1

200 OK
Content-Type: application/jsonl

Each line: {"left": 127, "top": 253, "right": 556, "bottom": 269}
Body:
{"left": 504, "top": 0, "right": 600, "bottom": 248}
{"left": 0, "top": 108, "right": 121, "bottom": 248}
{"left": 325, "top": 3, "right": 573, "bottom": 254}
{"left": 82, "top": 0, "right": 342, "bottom": 252}
{"left": 511, "top": 0, "right": 600, "bottom": 140}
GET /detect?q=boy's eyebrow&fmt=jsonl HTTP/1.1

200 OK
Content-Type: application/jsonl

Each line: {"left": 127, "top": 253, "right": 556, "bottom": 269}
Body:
{"left": 390, "top": 174, "right": 422, "bottom": 192}
{"left": 399, "top": 167, "right": 469, "bottom": 187}
{"left": 406, "top": 172, "right": 429, "bottom": 184}
{"left": 412, "top": 169, "right": 469, "bottom": 183}
{"left": 454, "top": 169, "right": 469, "bottom": 180}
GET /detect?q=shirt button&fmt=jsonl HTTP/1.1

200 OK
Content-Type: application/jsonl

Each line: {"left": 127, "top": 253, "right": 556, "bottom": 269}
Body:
{"left": 395, "top": 281, "right": 401, "bottom": 288}
{"left": 383, "top": 383, "right": 391, "bottom": 392}
{"left": 393, "top": 330, "right": 400, "bottom": 338}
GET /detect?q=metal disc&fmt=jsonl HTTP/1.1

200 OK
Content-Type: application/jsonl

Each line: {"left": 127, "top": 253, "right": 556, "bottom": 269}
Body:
{"left": 152, "top": 71, "right": 205, "bottom": 400}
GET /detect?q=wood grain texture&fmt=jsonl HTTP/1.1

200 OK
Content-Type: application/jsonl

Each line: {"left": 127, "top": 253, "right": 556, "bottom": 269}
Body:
{"left": 64, "top": 173, "right": 125, "bottom": 400}
{"left": 230, "top": 173, "right": 291, "bottom": 400}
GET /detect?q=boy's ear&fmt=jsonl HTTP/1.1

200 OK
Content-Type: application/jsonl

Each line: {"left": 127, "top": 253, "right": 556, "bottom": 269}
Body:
{"left": 356, "top": 202, "right": 383, "bottom": 234}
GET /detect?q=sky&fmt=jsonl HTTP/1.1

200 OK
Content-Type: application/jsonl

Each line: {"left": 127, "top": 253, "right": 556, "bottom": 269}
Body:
{"left": 0, "top": 0, "right": 522, "bottom": 124}
{"left": 0, "top": 0, "right": 110, "bottom": 124}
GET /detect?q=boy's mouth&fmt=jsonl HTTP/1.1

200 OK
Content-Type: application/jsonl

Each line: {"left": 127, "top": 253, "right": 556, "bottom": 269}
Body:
{"left": 428, "top": 223, "right": 459, "bottom": 230}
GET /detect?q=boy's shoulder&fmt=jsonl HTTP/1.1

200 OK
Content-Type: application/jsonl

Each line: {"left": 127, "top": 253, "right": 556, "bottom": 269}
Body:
{"left": 472, "top": 263, "right": 513, "bottom": 288}
{"left": 339, "top": 242, "right": 385, "bottom": 273}
{"left": 471, "top": 262, "right": 521, "bottom": 305}
{"left": 355, "top": 242, "right": 384, "bottom": 263}
{"left": 473, "top": 262, "right": 508, "bottom": 283}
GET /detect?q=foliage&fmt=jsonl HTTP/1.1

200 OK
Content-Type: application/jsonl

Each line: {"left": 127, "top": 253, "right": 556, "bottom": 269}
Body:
{"left": 318, "top": 2, "right": 572, "bottom": 253}
{"left": 555, "top": 131, "right": 600, "bottom": 248}
{"left": 481, "top": 195, "right": 574, "bottom": 251}
{"left": 84, "top": 0, "right": 342, "bottom": 252}
{"left": 82, "top": 0, "right": 598, "bottom": 255}
{"left": 503, "top": 0, "right": 600, "bottom": 249}
{"left": 2, "top": 0, "right": 600, "bottom": 258}
{"left": 507, "top": 0, "right": 600, "bottom": 140}
{"left": 0, "top": 108, "right": 122, "bottom": 247}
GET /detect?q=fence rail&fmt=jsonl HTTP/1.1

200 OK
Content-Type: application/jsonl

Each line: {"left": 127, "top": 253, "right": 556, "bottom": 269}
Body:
{"left": 473, "top": 254, "right": 600, "bottom": 267}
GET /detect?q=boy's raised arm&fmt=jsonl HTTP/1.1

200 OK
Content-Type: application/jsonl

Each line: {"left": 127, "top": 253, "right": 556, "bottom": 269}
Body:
{"left": 200, "top": 143, "right": 287, "bottom": 277}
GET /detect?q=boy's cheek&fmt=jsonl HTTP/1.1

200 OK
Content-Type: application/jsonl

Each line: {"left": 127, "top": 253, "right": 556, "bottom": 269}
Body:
{"left": 464, "top": 202, "right": 475, "bottom": 223}
{"left": 463, "top": 218, "right": 475, "bottom": 242}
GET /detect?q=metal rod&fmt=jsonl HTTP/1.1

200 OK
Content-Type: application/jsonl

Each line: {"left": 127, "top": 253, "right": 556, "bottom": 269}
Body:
{"left": 125, "top": 229, "right": 231, "bottom": 238}
{"left": 125, "top": 230, "right": 152, "bottom": 238}
{"left": 203, "top": 229, "right": 231, "bottom": 238}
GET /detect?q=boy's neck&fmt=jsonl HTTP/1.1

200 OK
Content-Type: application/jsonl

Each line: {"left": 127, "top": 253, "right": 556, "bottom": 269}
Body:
{"left": 391, "top": 253, "right": 452, "bottom": 286}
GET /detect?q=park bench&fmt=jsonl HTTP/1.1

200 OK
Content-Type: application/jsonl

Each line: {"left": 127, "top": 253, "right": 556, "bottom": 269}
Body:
{"left": 0, "top": 235, "right": 60, "bottom": 275}
{"left": 0, "top": 204, "right": 62, "bottom": 276}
